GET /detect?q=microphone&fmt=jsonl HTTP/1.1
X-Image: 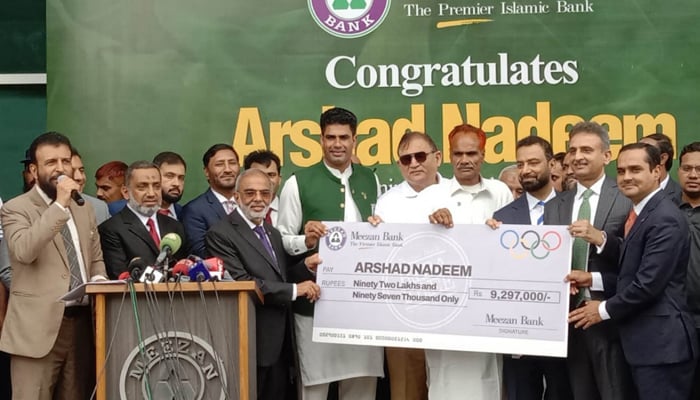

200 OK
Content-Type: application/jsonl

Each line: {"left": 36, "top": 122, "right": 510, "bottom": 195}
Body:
{"left": 188, "top": 259, "right": 211, "bottom": 282}
{"left": 155, "top": 233, "right": 182, "bottom": 266}
{"left": 56, "top": 175, "right": 85, "bottom": 206}
{"left": 203, "top": 257, "right": 224, "bottom": 281}
{"left": 127, "top": 257, "right": 147, "bottom": 281}
{"left": 169, "top": 258, "right": 193, "bottom": 282}
{"left": 118, "top": 271, "right": 131, "bottom": 280}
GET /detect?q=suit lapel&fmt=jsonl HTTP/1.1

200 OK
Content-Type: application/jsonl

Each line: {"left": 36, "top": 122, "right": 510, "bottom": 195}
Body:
{"left": 558, "top": 191, "right": 575, "bottom": 225}
{"left": 593, "top": 177, "right": 617, "bottom": 228}
{"left": 622, "top": 191, "right": 662, "bottom": 255}
{"left": 512, "top": 196, "right": 531, "bottom": 224}
{"left": 156, "top": 214, "right": 174, "bottom": 238}
{"left": 27, "top": 189, "right": 72, "bottom": 273}
{"left": 206, "top": 189, "right": 228, "bottom": 220}
{"left": 230, "top": 212, "right": 283, "bottom": 277}
{"left": 122, "top": 208, "right": 159, "bottom": 254}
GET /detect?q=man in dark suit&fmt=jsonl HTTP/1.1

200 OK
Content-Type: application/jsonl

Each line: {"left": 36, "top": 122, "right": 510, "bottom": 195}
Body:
{"left": 491, "top": 136, "right": 571, "bottom": 400}
{"left": 544, "top": 121, "right": 634, "bottom": 400}
{"left": 640, "top": 132, "right": 682, "bottom": 204}
{"left": 153, "top": 151, "right": 187, "bottom": 220}
{"left": 569, "top": 142, "right": 698, "bottom": 400}
{"left": 1, "top": 132, "right": 108, "bottom": 399}
{"left": 182, "top": 144, "right": 240, "bottom": 257}
{"left": 206, "top": 168, "right": 321, "bottom": 400}
{"left": 99, "top": 160, "right": 187, "bottom": 279}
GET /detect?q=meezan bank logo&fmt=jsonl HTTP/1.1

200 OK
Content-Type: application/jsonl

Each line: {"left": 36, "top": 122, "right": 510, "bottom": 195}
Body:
{"left": 308, "top": 0, "right": 391, "bottom": 38}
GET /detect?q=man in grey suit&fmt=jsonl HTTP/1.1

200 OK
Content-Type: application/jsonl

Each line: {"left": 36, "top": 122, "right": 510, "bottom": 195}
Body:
{"left": 544, "top": 121, "right": 635, "bottom": 400}
{"left": 71, "top": 149, "right": 110, "bottom": 224}
{"left": 206, "top": 168, "right": 321, "bottom": 400}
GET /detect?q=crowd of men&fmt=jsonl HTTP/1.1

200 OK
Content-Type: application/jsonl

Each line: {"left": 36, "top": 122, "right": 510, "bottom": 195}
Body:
{"left": 0, "top": 107, "right": 699, "bottom": 400}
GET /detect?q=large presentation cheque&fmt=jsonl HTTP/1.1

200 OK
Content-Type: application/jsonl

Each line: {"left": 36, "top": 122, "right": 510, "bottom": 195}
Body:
{"left": 313, "top": 222, "right": 571, "bottom": 357}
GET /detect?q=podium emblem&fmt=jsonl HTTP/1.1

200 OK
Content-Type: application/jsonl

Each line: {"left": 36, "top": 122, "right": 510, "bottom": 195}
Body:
{"left": 119, "top": 331, "right": 228, "bottom": 400}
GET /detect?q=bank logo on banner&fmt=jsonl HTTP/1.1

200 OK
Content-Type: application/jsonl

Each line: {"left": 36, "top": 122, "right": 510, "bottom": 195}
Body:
{"left": 308, "top": 0, "right": 391, "bottom": 38}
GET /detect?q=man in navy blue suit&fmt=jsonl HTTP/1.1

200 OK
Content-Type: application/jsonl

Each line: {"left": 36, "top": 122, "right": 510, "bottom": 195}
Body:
{"left": 153, "top": 151, "right": 187, "bottom": 220}
{"left": 490, "top": 136, "right": 571, "bottom": 400}
{"left": 181, "top": 144, "right": 240, "bottom": 257}
{"left": 569, "top": 142, "right": 698, "bottom": 400}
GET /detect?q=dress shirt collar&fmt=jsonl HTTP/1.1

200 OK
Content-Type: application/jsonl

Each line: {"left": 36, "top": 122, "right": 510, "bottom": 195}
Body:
{"left": 35, "top": 185, "right": 54, "bottom": 206}
{"left": 269, "top": 196, "right": 279, "bottom": 212}
{"left": 632, "top": 188, "right": 662, "bottom": 214}
{"left": 166, "top": 203, "right": 178, "bottom": 218}
{"left": 660, "top": 174, "right": 670, "bottom": 190}
{"left": 447, "top": 176, "right": 487, "bottom": 196}
{"left": 127, "top": 203, "right": 156, "bottom": 227}
{"left": 211, "top": 189, "right": 236, "bottom": 205}
{"left": 400, "top": 173, "right": 445, "bottom": 198}
{"left": 575, "top": 174, "right": 606, "bottom": 200}
{"left": 525, "top": 189, "right": 556, "bottom": 211}
{"left": 236, "top": 207, "right": 261, "bottom": 230}
{"left": 323, "top": 160, "right": 353, "bottom": 180}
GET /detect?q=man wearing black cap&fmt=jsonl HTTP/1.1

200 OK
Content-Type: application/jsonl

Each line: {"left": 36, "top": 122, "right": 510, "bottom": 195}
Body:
{"left": 20, "top": 149, "right": 35, "bottom": 193}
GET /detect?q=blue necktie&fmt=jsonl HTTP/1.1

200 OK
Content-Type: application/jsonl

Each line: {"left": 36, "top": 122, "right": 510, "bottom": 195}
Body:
{"left": 536, "top": 201, "right": 545, "bottom": 225}
{"left": 253, "top": 225, "right": 277, "bottom": 263}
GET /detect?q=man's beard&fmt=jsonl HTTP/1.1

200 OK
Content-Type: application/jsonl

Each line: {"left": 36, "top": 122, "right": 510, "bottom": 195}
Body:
{"left": 162, "top": 190, "right": 183, "bottom": 204}
{"left": 128, "top": 197, "right": 160, "bottom": 217}
{"left": 238, "top": 203, "right": 268, "bottom": 222}
{"left": 520, "top": 174, "right": 549, "bottom": 193}
{"left": 37, "top": 173, "right": 58, "bottom": 201}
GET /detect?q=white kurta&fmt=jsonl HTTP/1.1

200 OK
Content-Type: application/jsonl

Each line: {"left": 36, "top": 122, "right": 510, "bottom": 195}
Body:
{"left": 418, "top": 176, "right": 513, "bottom": 400}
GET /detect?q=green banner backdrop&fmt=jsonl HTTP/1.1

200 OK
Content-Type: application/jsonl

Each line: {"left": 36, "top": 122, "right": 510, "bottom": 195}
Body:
{"left": 45, "top": 0, "right": 700, "bottom": 201}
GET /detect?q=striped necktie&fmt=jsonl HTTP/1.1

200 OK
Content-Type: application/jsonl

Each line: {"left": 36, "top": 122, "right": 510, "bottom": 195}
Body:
{"left": 536, "top": 201, "right": 545, "bottom": 225}
{"left": 60, "top": 225, "right": 83, "bottom": 290}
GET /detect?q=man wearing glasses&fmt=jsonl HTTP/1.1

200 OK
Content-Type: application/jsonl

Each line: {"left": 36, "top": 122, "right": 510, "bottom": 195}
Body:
{"left": 368, "top": 131, "right": 444, "bottom": 400}
{"left": 206, "top": 168, "right": 321, "bottom": 400}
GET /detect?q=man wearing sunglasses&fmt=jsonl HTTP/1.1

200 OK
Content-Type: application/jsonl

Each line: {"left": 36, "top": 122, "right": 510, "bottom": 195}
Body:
{"left": 420, "top": 123, "right": 513, "bottom": 399}
{"left": 368, "top": 131, "right": 444, "bottom": 400}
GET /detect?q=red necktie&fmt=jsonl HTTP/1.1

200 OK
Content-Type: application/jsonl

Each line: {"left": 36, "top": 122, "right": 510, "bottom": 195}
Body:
{"left": 147, "top": 218, "right": 160, "bottom": 247}
{"left": 157, "top": 208, "right": 171, "bottom": 217}
{"left": 624, "top": 209, "right": 637, "bottom": 237}
{"left": 265, "top": 208, "right": 273, "bottom": 225}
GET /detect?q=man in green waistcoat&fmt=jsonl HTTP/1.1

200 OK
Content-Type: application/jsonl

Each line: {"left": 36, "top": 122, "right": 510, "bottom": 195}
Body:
{"left": 278, "top": 107, "right": 383, "bottom": 400}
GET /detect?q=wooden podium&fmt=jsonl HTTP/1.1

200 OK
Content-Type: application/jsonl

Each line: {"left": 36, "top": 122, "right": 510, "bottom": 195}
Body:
{"left": 87, "top": 281, "right": 261, "bottom": 400}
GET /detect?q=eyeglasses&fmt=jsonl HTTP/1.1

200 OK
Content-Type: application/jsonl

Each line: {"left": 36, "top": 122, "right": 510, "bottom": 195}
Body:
{"left": 680, "top": 165, "right": 700, "bottom": 174}
{"left": 398, "top": 151, "right": 436, "bottom": 166}
{"left": 238, "top": 189, "right": 272, "bottom": 200}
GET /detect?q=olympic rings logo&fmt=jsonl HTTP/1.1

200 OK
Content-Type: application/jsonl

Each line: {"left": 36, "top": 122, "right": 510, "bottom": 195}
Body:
{"left": 499, "top": 230, "right": 562, "bottom": 260}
